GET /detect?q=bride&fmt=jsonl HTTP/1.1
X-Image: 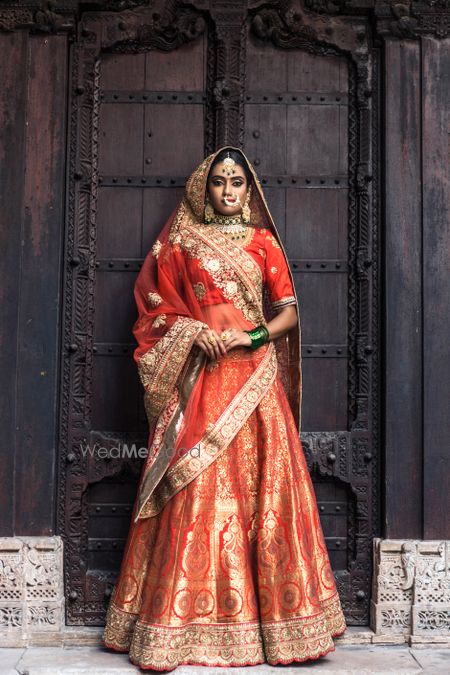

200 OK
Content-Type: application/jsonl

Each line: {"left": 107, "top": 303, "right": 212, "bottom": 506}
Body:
{"left": 102, "top": 146, "right": 346, "bottom": 671}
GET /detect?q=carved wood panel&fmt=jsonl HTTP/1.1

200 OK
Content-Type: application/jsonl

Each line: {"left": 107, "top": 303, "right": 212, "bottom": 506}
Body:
{"left": 58, "top": 0, "right": 380, "bottom": 626}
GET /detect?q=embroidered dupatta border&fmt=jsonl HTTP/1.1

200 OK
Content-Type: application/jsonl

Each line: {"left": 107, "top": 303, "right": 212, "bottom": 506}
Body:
{"left": 138, "top": 316, "right": 207, "bottom": 427}
{"left": 135, "top": 344, "right": 206, "bottom": 521}
{"left": 136, "top": 340, "right": 278, "bottom": 519}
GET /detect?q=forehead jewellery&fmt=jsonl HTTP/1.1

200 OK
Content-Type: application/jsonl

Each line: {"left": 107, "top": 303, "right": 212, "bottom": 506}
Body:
{"left": 222, "top": 152, "right": 236, "bottom": 176}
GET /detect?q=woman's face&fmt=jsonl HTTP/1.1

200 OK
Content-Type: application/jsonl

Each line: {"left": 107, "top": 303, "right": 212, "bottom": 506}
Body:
{"left": 206, "top": 161, "right": 248, "bottom": 217}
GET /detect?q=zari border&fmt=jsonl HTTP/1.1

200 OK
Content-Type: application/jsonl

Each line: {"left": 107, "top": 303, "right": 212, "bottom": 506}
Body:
{"left": 103, "top": 593, "right": 346, "bottom": 671}
{"left": 102, "top": 592, "right": 138, "bottom": 652}
{"left": 138, "top": 316, "right": 207, "bottom": 427}
{"left": 137, "top": 341, "right": 278, "bottom": 518}
{"left": 272, "top": 295, "right": 297, "bottom": 310}
{"left": 135, "top": 345, "right": 206, "bottom": 522}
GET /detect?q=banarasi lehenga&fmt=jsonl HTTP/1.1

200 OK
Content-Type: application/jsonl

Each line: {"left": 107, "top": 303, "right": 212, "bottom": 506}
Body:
{"left": 102, "top": 146, "right": 346, "bottom": 671}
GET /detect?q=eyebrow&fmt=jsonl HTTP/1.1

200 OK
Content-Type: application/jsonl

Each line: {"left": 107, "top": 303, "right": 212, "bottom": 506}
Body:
{"left": 210, "top": 174, "right": 245, "bottom": 180}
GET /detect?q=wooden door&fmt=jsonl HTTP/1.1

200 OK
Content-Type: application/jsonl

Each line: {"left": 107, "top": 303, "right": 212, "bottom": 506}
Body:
{"left": 58, "top": 1, "right": 379, "bottom": 627}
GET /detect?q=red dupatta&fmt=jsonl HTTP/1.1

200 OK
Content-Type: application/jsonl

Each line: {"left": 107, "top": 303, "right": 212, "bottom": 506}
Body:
{"left": 132, "top": 146, "right": 302, "bottom": 522}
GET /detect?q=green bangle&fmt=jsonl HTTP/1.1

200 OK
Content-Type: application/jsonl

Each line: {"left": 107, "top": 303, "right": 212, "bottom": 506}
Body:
{"left": 245, "top": 325, "right": 270, "bottom": 350}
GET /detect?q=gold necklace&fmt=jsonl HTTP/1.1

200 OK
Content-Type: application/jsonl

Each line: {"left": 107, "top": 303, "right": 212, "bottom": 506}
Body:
{"left": 209, "top": 213, "right": 248, "bottom": 239}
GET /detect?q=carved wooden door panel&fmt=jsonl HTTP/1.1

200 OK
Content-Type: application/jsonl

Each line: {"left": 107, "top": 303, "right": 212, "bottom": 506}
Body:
{"left": 59, "top": 1, "right": 379, "bottom": 627}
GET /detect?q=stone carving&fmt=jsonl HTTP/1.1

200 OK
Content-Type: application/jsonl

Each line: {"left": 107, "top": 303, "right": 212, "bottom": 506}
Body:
{"left": 371, "top": 539, "right": 450, "bottom": 642}
{"left": 412, "top": 541, "right": 450, "bottom": 638}
{"left": 0, "top": 537, "right": 64, "bottom": 633}
{"left": 401, "top": 541, "right": 416, "bottom": 590}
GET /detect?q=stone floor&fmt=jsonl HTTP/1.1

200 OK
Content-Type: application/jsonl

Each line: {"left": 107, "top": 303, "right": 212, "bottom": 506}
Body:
{"left": 0, "top": 645, "right": 449, "bottom": 675}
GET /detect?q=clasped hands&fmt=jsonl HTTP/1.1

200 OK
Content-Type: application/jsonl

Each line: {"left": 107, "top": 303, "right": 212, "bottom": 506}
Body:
{"left": 193, "top": 326, "right": 251, "bottom": 361}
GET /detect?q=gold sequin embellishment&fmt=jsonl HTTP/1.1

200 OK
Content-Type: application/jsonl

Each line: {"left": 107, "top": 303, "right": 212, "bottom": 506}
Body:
{"left": 148, "top": 291, "right": 163, "bottom": 307}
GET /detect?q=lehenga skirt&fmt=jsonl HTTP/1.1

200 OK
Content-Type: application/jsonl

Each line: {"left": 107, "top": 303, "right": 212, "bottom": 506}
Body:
{"left": 102, "top": 354, "right": 346, "bottom": 671}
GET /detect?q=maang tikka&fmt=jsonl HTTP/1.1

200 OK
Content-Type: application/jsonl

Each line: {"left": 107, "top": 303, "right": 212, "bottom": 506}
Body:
{"left": 222, "top": 152, "right": 236, "bottom": 176}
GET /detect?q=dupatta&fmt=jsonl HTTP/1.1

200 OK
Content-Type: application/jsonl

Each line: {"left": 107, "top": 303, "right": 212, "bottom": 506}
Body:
{"left": 132, "top": 146, "right": 302, "bottom": 522}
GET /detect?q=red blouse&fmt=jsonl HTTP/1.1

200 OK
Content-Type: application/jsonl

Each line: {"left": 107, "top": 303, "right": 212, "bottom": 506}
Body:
{"left": 245, "top": 227, "right": 297, "bottom": 311}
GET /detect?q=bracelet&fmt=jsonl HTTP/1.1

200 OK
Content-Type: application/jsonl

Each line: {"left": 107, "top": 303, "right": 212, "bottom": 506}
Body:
{"left": 245, "top": 325, "right": 270, "bottom": 350}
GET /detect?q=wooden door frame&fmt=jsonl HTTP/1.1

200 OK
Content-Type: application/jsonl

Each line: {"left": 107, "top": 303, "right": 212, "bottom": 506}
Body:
{"left": 57, "top": 1, "right": 380, "bottom": 626}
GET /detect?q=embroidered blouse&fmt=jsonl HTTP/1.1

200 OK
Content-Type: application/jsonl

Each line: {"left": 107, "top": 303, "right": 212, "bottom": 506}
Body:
{"left": 187, "top": 226, "right": 297, "bottom": 314}
{"left": 245, "top": 227, "right": 297, "bottom": 311}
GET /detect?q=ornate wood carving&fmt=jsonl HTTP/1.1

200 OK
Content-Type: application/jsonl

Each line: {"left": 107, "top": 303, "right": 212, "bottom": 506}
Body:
{"left": 375, "top": 0, "right": 450, "bottom": 39}
{"left": 83, "top": 4, "right": 207, "bottom": 53}
{"left": 0, "top": 1, "right": 76, "bottom": 34}
{"left": 58, "top": 32, "right": 100, "bottom": 622}
{"left": 2, "top": 1, "right": 449, "bottom": 41}
{"left": 300, "top": 0, "right": 450, "bottom": 40}
{"left": 208, "top": 2, "right": 247, "bottom": 147}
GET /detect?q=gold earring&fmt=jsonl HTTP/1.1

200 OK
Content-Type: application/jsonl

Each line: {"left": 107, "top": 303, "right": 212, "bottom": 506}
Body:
{"left": 241, "top": 185, "right": 252, "bottom": 224}
{"left": 204, "top": 198, "right": 215, "bottom": 223}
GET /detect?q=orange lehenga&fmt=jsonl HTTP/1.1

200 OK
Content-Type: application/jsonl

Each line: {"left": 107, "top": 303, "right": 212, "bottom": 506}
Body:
{"left": 102, "top": 146, "right": 346, "bottom": 671}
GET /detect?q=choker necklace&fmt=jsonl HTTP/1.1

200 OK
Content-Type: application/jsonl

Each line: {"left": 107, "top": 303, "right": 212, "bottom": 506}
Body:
{"left": 208, "top": 213, "right": 248, "bottom": 237}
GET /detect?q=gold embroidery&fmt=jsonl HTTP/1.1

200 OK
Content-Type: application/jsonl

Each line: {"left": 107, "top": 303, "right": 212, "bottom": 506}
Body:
{"left": 138, "top": 316, "right": 206, "bottom": 427}
{"left": 152, "top": 314, "right": 167, "bottom": 328}
{"left": 266, "top": 233, "right": 281, "bottom": 249}
{"left": 168, "top": 203, "right": 186, "bottom": 246}
{"left": 151, "top": 239, "right": 163, "bottom": 258}
{"left": 147, "top": 291, "right": 163, "bottom": 307}
{"left": 226, "top": 280, "right": 238, "bottom": 295}
{"left": 193, "top": 281, "right": 206, "bottom": 301}
{"left": 183, "top": 223, "right": 265, "bottom": 326}
{"left": 102, "top": 594, "right": 345, "bottom": 670}
{"left": 205, "top": 258, "right": 220, "bottom": 272}
{"left": 270, "top": 266, "right": 278, "bottom": 274}
{"left": 185, "top": 156, "right": 216, "bottom": 221}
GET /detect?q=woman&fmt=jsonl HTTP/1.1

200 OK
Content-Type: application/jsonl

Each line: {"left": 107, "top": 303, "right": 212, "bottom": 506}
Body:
{"left": 102, "top": 146, "right": 346, "bottom": 671}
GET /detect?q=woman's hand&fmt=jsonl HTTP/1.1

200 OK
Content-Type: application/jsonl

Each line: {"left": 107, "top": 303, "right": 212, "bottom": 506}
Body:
{"left": 221, "top": 328, "right": 252, "bottom": 351}
{"left": 194, "top": 327, "right": 252, "bottom": 360}
{"left": 194, "top": 327, "right": 228, "bottom": 361}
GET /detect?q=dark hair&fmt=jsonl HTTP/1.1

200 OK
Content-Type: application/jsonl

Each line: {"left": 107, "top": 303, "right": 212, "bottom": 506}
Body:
{"left": 208, "top": 149, "right": 253, "bottom": 185}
